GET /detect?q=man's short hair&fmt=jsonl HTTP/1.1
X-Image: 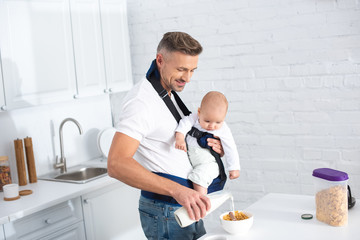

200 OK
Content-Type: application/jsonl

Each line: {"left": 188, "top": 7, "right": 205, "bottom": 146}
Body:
{"left": 157, "top": 32, "right": 203, "bottom": 56}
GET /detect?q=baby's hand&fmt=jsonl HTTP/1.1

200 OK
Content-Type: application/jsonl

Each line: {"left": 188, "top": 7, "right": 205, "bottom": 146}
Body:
{"left": 175, "top": 132, "right": 187, "bottom": 152}
{"left": 175, "top": 141, "right": 187, "bottom": 152}
{"left": 229, "top": 170, "right": 240, "bottom": 180}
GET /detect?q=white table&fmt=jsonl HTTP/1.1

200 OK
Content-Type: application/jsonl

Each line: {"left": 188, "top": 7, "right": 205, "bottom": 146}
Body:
{"left": 200, "top": 193, "right": 359, "bottom": 240}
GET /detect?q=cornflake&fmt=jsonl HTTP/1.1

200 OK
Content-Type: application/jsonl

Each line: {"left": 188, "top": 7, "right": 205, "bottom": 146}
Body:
{"left": 315, "top": 185, "right": 348, "bottom": 226}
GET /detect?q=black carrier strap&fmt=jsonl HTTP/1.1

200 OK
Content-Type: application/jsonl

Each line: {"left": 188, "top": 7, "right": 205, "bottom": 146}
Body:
{"left": 187, "top": 127, "right": 227, "bottom": 182}
{"left": 146, "top": 60, "right": 191, "bottom": 122}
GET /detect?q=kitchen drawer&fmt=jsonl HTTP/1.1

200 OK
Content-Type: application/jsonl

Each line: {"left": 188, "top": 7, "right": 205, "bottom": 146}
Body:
{"left": 0, "top": 225, "right": 4, "bottom": 240}
{"left": 39, "top": 222, "right": 85, "bottom": 240}
{"left": 4, "top": 197, "right": 83, "bottom": 240}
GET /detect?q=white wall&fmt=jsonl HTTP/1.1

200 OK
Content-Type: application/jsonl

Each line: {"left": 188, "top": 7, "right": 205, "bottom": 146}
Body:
{"left": 112, "top": 0, "right": 360, "bottom": 212}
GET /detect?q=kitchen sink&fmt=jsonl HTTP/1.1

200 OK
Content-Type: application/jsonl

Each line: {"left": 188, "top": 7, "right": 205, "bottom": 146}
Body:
{"left": 39, "top": 166, "right": 108, "bottom": 184}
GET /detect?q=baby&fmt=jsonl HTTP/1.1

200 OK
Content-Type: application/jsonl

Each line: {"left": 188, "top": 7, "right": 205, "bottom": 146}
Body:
{"left": 175, "top": 91, "right": 240, "bottom": 195}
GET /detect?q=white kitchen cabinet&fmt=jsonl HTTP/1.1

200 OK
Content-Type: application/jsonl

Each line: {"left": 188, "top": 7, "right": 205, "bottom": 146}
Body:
{"left": 99, "top": 0, "right": 133, "bottom": 93}
{"left": 0, "top": 0, "right": 132, "bottom": 110}
{"left": 82, "top": 182, "right": 146, "bottom": 240}
{"left": 70, "top": 0, "right": 132, "bottom": 97}
{"left": 0, "top": 225, "right": 4, "bottom": 240}
{"left": 3, "top": 197, "right": 85, "bottom": 240}
{"left": 0, "top": 0, "right": 77, "bottom": 109}
{"left": 70, "top": 0, "right": 107, "bottom": 98}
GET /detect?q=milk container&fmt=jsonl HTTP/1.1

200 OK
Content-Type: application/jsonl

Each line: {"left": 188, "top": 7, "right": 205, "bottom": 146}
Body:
{"left": 174, "top": 190, "right": 232, "bottom": 228}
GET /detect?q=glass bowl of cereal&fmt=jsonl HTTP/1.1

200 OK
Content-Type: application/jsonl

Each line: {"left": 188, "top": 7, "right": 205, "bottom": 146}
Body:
{"left": 219, "top": 211, "right": 253, "bottom": 235}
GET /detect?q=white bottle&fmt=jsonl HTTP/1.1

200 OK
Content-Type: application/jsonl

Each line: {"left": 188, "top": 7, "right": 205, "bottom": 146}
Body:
{"left": 174, "top": 190, "right": 232, "bottom": 228}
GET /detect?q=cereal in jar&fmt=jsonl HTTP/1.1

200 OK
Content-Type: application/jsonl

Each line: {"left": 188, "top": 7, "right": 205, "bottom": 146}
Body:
{"left": 313, "top": 168, "right": 348, "bottom": 227}
{"left": 0, "top": 156, "right": 12, "bottom": 191}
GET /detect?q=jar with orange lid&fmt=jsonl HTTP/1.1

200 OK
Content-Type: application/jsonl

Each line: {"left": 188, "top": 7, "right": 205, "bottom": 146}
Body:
{"left": 0, "top": 156, "right": 12, "bottom": 191}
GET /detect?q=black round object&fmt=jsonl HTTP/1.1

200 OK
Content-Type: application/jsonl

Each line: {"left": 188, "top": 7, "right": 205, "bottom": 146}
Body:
{"left": 301, "top": 214, "right": 313, "bottom": 220}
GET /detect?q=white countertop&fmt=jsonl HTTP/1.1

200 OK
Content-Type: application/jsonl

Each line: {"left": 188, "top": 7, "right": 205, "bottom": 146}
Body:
{"left": 201, "top": 193, "right": 359, "bottom": 240}
{"left": 0, "top": 159, "right": 122, "bottom": 225}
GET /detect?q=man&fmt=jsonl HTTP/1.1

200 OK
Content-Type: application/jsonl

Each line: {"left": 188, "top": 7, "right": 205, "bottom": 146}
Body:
{"left": 108, "top": 32, "right": 224, "bottom": 239}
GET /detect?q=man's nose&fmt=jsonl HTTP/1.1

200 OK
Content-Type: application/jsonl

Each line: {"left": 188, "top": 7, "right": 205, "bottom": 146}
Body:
{"left": 182, "top": 71, "right": 192, "bottom": 83}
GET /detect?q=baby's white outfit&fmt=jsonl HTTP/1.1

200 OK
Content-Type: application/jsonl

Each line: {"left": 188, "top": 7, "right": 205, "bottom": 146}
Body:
{"left": 176, "top": 113, "right": 240, "bottom": 188}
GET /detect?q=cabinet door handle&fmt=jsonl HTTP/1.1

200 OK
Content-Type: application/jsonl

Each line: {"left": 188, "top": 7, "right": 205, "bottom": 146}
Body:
{"left": 103, "top": 89, "right": 109, "bottom": 93}
{"left": 84, "top": 199, "right": 91, "bottom": 204}
{"left": 73, "top": 94, "right": 79, "bottom": 99}
{"left": 1, "top": 105, "right": 7, "bottom": 111}
{"left": 45, "top": 218, "right": 54, "bottom": 224}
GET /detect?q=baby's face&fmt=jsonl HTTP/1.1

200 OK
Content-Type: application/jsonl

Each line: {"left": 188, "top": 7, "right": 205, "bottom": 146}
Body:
{"left": 198, "top": 106, "right": 226, "bottom": 131}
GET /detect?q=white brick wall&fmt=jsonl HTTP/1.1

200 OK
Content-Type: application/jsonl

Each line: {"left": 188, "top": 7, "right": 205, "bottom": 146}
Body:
{"left": 113, "top": 0, "right": 360, "bottom": 210}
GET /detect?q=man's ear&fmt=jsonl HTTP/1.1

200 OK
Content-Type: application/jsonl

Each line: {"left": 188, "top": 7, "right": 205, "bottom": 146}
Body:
{"left": 156, "top": 53, "right": 164, "bottom": 67}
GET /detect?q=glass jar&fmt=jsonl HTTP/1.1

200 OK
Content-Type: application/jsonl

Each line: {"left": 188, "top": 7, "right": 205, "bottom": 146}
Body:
{"left": 0, "top": 156, "right": 12, "bottom": 191}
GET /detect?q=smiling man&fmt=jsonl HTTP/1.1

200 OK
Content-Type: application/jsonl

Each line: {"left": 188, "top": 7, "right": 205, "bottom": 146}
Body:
{"left": 108, "top": 32, "right": 224, "bottom": 239}
{"left": 156, "top": 39, "right": 198, "bottom": 92}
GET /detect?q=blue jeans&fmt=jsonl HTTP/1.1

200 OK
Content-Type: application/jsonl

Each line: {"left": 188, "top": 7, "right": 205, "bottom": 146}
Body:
{"left": 139, "top": 196, "right": 206, "bottom": 240}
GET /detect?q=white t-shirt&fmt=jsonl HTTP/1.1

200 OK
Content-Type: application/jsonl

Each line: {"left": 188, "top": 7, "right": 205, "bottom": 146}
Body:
{"left": 115, "top": 77, "right": 193, "bottom": 179}
{"left": 176, "top": 113, "right": 241, "bottom": 171}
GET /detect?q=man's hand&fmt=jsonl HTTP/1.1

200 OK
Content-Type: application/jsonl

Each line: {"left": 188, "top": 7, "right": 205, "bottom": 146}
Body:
{"left": 207, "top": 136, "right": 224, "bottom": 157}
{"left": 172, "top": 187, "right": 211, "bottom": 221}
{"left": 229, "top": 170, "right": 240, "bottom": 180}
{"left": 175, "top": 132, "right": 187, "bottom": 152}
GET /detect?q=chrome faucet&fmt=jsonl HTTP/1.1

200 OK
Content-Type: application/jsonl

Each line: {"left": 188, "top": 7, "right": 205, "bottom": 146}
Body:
{"left": 55, "top": 118, "right": 83, "bottom": 173}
